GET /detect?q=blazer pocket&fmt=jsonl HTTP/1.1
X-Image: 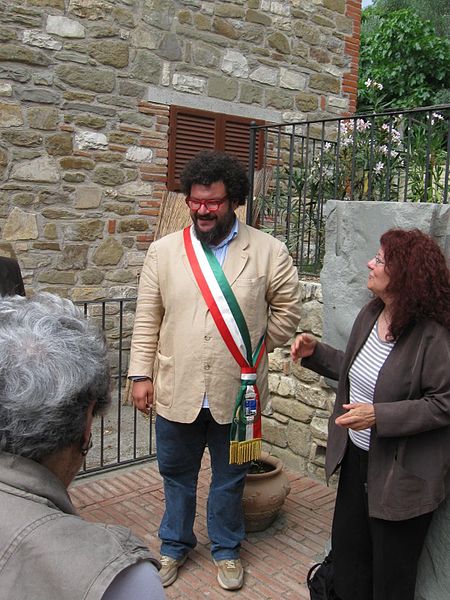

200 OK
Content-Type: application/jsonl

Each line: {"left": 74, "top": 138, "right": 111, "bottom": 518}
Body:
{"left": 233, "top": 276, "right": 267, "bottom": 315}
{"left": 154, "top": 351, "right": 175, "bottom": 408}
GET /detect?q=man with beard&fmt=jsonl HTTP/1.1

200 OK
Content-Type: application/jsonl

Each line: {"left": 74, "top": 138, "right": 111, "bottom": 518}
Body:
{"left": 129, "top": 151, "right": 301, "bottom": 591}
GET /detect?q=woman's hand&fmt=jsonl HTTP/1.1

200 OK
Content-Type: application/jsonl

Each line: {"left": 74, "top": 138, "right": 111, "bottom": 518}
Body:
{"left": 291, "top": 333, "right": 317, "bottom": 361}
{"left": 335, "top": 403, "right": 376, "bottom": 430}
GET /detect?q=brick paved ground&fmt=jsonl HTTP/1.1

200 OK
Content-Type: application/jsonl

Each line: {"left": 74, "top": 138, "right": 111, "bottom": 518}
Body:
{"left": 70, "top": 454, "right": 335, "bottom": 599}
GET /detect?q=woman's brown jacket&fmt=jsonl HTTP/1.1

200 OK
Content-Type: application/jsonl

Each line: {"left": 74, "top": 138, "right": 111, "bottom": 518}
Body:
{"left": 303, "top": 300, "right": 450, "bottom": 521}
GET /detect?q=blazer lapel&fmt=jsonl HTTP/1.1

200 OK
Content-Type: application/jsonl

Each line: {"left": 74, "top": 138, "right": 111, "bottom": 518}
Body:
{"left": 223, "top": 220, "right": 249, "bottom": 286}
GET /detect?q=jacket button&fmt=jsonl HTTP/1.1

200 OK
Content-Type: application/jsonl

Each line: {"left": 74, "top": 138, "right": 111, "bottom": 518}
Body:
{"left": 205, "top": 364, "right": 210, "bottom": 370}
{"left": 204, "top": 335, "right": 211, "bottom": 341}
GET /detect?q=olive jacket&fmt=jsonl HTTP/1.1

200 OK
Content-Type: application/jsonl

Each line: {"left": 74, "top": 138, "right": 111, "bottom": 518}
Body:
{"left": 0, "top": 452, "right": 161, "bottom": 600}
{"left": 303, "top": 300, "right": 450, "bottom": 521}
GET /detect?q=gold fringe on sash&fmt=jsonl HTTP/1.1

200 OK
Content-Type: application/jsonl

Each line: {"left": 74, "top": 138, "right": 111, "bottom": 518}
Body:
{"left": 229, "top": 438, "right": 262, "bottom": 465}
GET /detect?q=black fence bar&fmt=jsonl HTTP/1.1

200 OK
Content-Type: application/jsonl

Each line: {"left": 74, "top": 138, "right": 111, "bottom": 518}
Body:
{"left": 75, "top": 298, "right": 156, "bottom": 479}
{"left": 249, "top": 104, "right": 449, "bottom": 275}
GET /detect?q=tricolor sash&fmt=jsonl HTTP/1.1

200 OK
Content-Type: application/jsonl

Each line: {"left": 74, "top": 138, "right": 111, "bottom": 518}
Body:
{"left": 183, "top": 226, "right": 266, "bottom": 465}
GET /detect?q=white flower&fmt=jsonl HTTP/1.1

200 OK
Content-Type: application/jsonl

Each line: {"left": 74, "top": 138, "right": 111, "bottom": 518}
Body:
{"left": 376, "top": 82, "right": 383, "bottom": 90}
{"left": 324, "top": 142, "right": 332, "bottom": 151}
{"left": 365, "top": 78, "right": 372, "bottom": 88}
{"left": 431, "top": 112, "right": 444, "bottom": 125}
{"left": 374, "top": 162, "right": 384, "bottom": 174}
{"left": 356, "top": 118, "right": 371, "bottom": 132}
{"left": 391, "top": 150, "right": 399, "bottom": 158}
{"left": 379, "top": 145, "right": 388, "bottom": 155}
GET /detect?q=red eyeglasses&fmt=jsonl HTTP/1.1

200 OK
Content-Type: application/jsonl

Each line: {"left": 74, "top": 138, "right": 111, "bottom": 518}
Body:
{"left": 185, "top": 196, "right": 228, "bottom": 212}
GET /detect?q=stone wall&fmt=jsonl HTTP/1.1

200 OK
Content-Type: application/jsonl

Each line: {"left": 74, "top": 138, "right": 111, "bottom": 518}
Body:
{"left": 265, "top": 279, "right": 336, "bottom": 482}
{"left": 0, "top": 0, "right": 361, "bottom": 300}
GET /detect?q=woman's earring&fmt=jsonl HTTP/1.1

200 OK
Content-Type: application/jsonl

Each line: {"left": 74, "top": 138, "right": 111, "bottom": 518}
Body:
{"left": 81, "top": 433, "right": 93, "bottom": 457}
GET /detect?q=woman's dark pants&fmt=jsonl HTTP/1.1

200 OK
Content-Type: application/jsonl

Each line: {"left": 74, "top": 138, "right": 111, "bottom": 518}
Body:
{"left": 332, "top": 440, "right": 432, "bottom": 600}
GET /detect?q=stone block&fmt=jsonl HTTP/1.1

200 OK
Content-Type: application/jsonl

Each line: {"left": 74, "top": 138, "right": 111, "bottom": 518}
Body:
{"left": 249, "top": 66, "right": 277, "bottom": 86}
{"left": 3, "top": 207, "right": 38, "bottom": 241}
{"left": 261, "top": 415, "right": 288, "bottom": 448}
{"left": 156, "top": 33, "right": 182, "bottom": 61}
{"left": 246, "top": 9, "right": 271, "bottom": 26}
{"left": 38, "top": 270, "right": 76, "bottom": 285}
{"left": 142, "top": 0, "right": 175, "bottom": 31}
{"left": 268, "top": 32, "right": 290, "bottom": 54}
{"left": 57, "top": 244, "right": 89, "bottom": 269}
{"left": 119, "top": 219, "right": 149, "bottom": 233}
{"left": 265, "top": 89, "right": 294, "bottom": 110}
{"left": 216, "top": 4, "right": 245, "bottom": 18}
{"left": 221, "top": 49, "right": 249, "bottom": 78}
{"left": 295, "top": 381, "right": 329, "bottom": 409}
{"left": 125, "top": 146, "right": 153, "bottom": 163}
{"left": 46, "top": 15, "right": 85, "bottom": 37}
{"left": 56, "top": 64, "right": 115, "bottom": 93}
{"left": 271, "top": 396, "right": 314, "bottom": 423}
{"left": 73, "top": 186, "right": 102, "bottom": 209}
{"left": 92, "top": 166, "right": 126, "bottom": 186}
{"left": 130, "top": 26, "right": 161, "bottom": 50}
{"left": 287, "top": 420, "right": 311, "bottom": 457}
{"left": 310, "top": 416, "right": 328, "bottom": 441}
{"left": 172, "top": 73, "right": 206, "bottom": 94}
{"left": 60, "top": 157, "right": 95, "bottom": 170}
{"left": 295, "top": 92, "right": 319, "bottom": 112}
{"left": 239, "top": 83, "right": 263, "bottom": 104}
{"left": 0, "top": 102, "right": 23, "bottom": 127}
{"left": 310, "top": 73, "right": 340, "bottom": 94}
{"left": 27, "top": 106, "right": 59, "bottom": 130}
{"left": 22, "top": 30, "right": 62, "bottom": 50}
{"left": 93, "top": 238, "right": 124, "bottom": 266}
{"left": 67, "top": 219, "right": 104, "bottom": 242}
{"left": 0, "top": 44, "right": 52, "bottom": 66}
{"left": 0, "top": 82, "right": 13, "bottom": 97}
{"left": 80, "top": 268, "right": 104, "bottom": 285}
{"left": 130, "top": 50, "right": 162, "bottom": 84}
{"left": 45, "top": 132, "right": 73, "bottom": 156}
{"left": 323, "top": 0, "right": 345, "bottom": 14}
{"left": 2, "top": 130, "right": 43, "bottom": 147}
{"left": 70, "top": 287, "right": 106, "bottom": 302}
{"left": 208, "top": 77, "right": 238, "bottom": 101}
{"left": 212, "top": 17, "right": 239, "bottom": 40}
{"left": 11, "top": 156, "right": 60, "bottom": 182}
{"left": 89, "top": 40, "right": 129, "bottom": 68}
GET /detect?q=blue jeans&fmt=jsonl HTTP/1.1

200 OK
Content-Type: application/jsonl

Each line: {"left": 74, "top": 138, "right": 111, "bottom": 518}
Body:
{"left": 156, "top": 409, "right": 249, "bottom": 561}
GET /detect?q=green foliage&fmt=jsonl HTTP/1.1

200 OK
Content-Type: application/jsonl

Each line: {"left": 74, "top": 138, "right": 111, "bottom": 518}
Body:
{"left": 358, "top": 9, "right": 450, "bottom": 110}
{"left": 370, "top": 0, "right": 450, "bottom": 38}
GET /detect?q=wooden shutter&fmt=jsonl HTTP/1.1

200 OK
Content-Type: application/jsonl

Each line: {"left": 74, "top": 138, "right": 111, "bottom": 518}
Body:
{"left": 168, "top": 106, "right": 264, "bottom": 191}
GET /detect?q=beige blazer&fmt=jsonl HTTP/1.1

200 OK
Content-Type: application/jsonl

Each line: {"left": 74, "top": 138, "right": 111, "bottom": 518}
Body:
{"left": 129, "top": 221, "right": 301, "bottom": 424}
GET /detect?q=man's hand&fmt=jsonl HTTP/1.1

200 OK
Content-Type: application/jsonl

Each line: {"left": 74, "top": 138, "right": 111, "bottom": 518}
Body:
{"left": 290, "top": 333, "right": 317, "bottom": 361}
{"left": 335, "top": 403, "right": 376, "bottom": 431}
{"left": 132, "top": 379, "right": 154, "bottom": 416}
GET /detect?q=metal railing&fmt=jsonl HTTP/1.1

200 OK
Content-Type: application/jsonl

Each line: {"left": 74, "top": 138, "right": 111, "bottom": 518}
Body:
{"left": 248, "top": 105, "right": 450, "bottom": 274}
{"left": 76, "top": 298, "right": 156, "bottom": 478}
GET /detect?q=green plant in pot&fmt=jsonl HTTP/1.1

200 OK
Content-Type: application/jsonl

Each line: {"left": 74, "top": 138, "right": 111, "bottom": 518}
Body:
{"left": 242, "top": 452, "right": 291, "bottom": 532}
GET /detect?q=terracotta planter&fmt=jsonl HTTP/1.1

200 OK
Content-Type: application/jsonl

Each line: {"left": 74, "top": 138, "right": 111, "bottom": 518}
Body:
{"left": 242, "top": 452, "right": 291, "bottom": 532}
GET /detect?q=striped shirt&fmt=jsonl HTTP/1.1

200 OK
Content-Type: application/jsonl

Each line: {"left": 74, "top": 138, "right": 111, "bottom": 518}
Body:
{"left": 348, "top": 321, "right": 395, "bottom": 451}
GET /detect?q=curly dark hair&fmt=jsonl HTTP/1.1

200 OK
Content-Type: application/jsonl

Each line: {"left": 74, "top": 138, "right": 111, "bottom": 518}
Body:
{"left": 180, "top": 151, "right": 249, "bottom": 206}
{"left": 375, "top": 228, "right": 450, "bottom": 339}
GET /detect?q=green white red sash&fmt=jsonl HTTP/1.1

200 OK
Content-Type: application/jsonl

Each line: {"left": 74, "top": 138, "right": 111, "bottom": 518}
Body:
{"left": 183, "top": 225, "right": 266, "bottom": 464}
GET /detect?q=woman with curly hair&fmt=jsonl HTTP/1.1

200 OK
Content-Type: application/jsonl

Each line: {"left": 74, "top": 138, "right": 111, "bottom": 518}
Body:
{"left": 292, "top": 228, "right": 450, "bottom": 600}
